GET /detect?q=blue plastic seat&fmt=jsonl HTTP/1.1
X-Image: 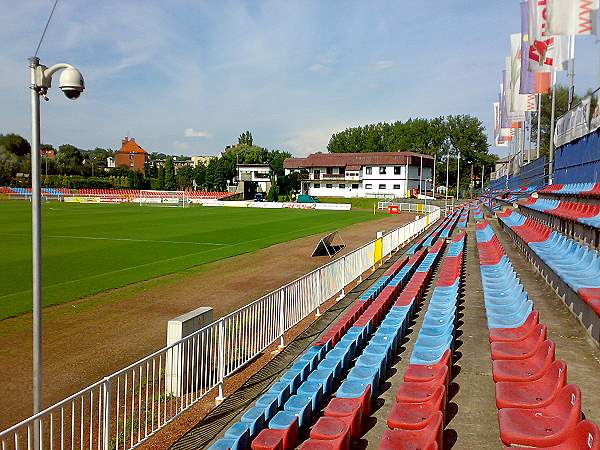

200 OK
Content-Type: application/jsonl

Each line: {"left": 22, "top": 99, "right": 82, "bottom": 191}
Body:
{"left": 296, "top": 380, "right": 324, "bottom": 412}
{"left": 240, "top": 406, "right": 266, "bottom": 438}
{"left": 255, "top": 393, "right": 280, "bottom": 421}
{"left": 223, "top": 422, "right": 251, "bottom": 450}
{"left": 267, "top": 382, "right": 291, "bottom": 407}
{"left": 307, "top": 369, "right": 334, "bottom": 396}
{"left": 347, "top": 365, "right": 380, "bottom": 395}
{"left": 284, "top": 395, "right": 312, "bottom": 429}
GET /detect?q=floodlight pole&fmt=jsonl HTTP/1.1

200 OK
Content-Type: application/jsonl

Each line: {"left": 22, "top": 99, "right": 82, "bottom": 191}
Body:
{"left": 30, "top": 56, "right": 43, "bottom": 418}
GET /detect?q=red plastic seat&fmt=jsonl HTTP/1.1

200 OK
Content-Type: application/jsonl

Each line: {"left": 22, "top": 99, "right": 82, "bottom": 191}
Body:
{"left": 493, "top": 340, "right": 555, "bottom": 382}
{"left": 298, "top": 437, "right": 346, "bottom": 449}
{"left": 378, "top": 411, "right": 442, "bottom": 450}
{"left": 495, "top": 360, "right": 567, "bottom": 409}
{"left": 491, "top": 324, "right": 547, "bottom": 360}
{"left": 395, "top": 381, "right": 447, "bottom": 405}
{"left": 252, "top": 429, "right": 284, "bottom": 450}
{"left": 310, "top": 417, "right": 350, "bottom": 450}
{"left": 498, "top": 384, "right": 582, "bottom": 447}
{"left": 324, "top": 397, "right": 363, "bottom": 440}
{"left": 489, "top": 311, "right": 540, "bottom": 343}
{"left": 504, "top": 419, "right": 600, "bottom": 449}
{"left": 388, "top": 386, "right": 445, "bottom": 430}
{"left": 403, "top": 352, "right": 451, "bottom": 385}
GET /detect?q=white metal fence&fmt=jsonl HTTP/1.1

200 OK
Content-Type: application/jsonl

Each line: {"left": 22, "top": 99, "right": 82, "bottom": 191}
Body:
{"left": 0, "top": 204, "right": 440, "bottom": 450}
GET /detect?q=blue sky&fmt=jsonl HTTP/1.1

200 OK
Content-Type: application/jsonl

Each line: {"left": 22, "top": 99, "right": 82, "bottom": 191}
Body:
{"left": 1, "top": 1, "right": 599, "bottom": 157}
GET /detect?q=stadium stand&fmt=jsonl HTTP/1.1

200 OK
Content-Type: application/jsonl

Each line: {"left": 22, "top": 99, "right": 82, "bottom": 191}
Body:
{"left": 476, "top": 220, "right": 600, "bottom": 448}
{"left": 0, "top": 187, "right": 233, "bottom": 201}
{"left": 210, "top": 233, "right": 450, "bottom": 449}
{"left": 496, "top": 209, "right": 600, "bottom": 346}
{"left": 379, "top": 232, "right": 465, "bottom": 450}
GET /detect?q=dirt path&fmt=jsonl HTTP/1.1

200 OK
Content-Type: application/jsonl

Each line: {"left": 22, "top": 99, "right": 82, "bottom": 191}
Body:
{"left": 0, "top": 213, "right": 411, "bottom": 429}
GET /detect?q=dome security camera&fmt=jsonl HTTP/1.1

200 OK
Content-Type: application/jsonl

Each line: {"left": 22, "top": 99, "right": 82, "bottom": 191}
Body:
{"left": 58, "top": 67, "right": 85, "bottom": 100}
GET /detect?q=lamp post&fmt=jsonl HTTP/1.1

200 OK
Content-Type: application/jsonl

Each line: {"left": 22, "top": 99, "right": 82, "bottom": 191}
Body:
{"left": 29, "top": 56, "right": 85, "bottom": 417}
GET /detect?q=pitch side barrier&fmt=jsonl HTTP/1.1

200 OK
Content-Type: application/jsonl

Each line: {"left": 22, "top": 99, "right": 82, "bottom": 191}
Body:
{"left": 0, "top": 205, "right": 441, "bottom": 450}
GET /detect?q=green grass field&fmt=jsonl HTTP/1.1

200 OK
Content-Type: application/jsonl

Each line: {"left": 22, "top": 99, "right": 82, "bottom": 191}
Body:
{"left": 0, "top": 201, "right": 379, "bottom": 320}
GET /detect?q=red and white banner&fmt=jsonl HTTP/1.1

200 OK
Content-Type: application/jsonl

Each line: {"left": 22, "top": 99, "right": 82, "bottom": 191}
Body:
{"left": 528, "top": 0, "right": 570, "bottom": 71}
{"left": 547, "top": 0, "right": 599, "bottom": 35}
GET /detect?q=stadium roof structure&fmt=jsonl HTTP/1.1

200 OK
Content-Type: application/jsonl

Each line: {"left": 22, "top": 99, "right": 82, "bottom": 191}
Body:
{"left": 283, "top": 151, "right": 434, "bottom": 169}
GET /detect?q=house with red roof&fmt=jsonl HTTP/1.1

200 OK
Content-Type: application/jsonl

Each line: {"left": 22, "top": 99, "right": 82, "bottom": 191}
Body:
{"left": 114, "top": 137, "right": 149, "bottom": 174}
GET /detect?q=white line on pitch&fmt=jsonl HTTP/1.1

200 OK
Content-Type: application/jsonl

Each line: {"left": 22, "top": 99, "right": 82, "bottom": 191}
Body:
{"left": 6, "top": 233, "right": 230, "bottom": 247}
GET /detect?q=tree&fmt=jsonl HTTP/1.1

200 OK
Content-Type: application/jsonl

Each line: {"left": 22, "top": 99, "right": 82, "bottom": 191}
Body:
{"left": 157, "top": 166, "right": 165, "bottom": 190}
{"left": 164, "top": 157, "right": 176, "bottom": 190}
{"left": 205, "top": 158, "right": 226, "bottom": 191}
{"left": 0, "top": 134, "right": 31, "bottom": 156}
{"left": 56, "top": 144, "right": 83, "bottom": 175}
{"left": 128, "top": 170, "right": 145, "bottom": 189}
{"left": 266, "top": 179, "right": 279, "bottom": 202}
{"left": 176, "top": 165, "right": 194, "bottom": 190}
{"left": 238, "top": 131, "right": 253, "bottom": 146}
{"left": 530, "top": 85, "right": 583, "bottom": 156}
{"left": 193, "top": 163, "right": 206, "bottom": 189}
{"left": 0, "top": 148, "right": 20, "bottom": 184}
{"left": 267, "top": 150, "right": 292, "bottom": 178}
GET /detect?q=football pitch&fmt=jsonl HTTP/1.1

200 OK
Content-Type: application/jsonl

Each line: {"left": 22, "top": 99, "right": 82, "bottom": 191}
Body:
{"left": 0, "top": 201, "right": 379, "bottom": 320}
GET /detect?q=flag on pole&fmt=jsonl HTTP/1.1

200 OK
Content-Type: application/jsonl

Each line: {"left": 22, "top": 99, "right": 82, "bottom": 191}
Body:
{"left": 520, "top": 2, "right": 552, "bottom": 94}
{"left": 494, "top": 102, "right": 511, "bottom": 146}
{"left": 546, "top": 0, "right": 599, "bottom": 35}
{"left": 511, "top": 33, "right": 538, "bottom": 111}
{"left": 528, "top": 0, "right": 570, "bottom": 71}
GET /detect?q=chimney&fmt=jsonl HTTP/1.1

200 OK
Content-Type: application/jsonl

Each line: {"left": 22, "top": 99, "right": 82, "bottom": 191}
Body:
{"left": 122, "top": 136, "right": 129, "bottom": 145}
{"left": 130, "top": 137, "right": 135, "bottom": 142}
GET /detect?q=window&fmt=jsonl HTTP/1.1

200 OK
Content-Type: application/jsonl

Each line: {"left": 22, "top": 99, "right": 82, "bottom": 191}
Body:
{"left": 379, "top": 184, "right": 386, "bottom": 189}
{"left": 333, "top": 167, "right": 339, "bottom": 174}
{"left": 326, "top": 183, "right": 333, "bottom": 188}
{"left": 393, "top": 184, "right": 401, "bottom": 190}
{"left": 394, "top": 166, "right": 401, "bottom": 175}
{"left": 314, "top": 183, "right": 320, "bottom": 188}
{"left": 379, "top": 167, "right": 387, "bottom": 175}
{"left": 326, "top": 167, "right": 333, "bottom": 174}
{"left": 365, "top": 184, "right": 372, "bottom": 189}
{"left": 365, "top": 167, "right": 372, "bottom": 175}
{"left": 339, "top": 184, "right": 345, "bottom": 188}
{"left": 352, "top": 184, "right": 359, "bottom": 189}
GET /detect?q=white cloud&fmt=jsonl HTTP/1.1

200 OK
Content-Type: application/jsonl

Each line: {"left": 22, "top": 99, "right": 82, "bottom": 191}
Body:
{"left": 283, "top": 126, "right": 343, "bottom": 156}
{"left": 373, "top": 60, "right": 395, "bottom": 71}
{"left": 308, "top": 63, "right": 331, "bottom": 75}
{"left": 184, "top": 128, "right": 212, "bottom": 138}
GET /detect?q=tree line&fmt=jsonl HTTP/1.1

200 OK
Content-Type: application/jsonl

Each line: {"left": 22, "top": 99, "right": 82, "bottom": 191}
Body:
{"left": 0, "top": 132, "right": 299, "bottom": 196}
{"left": 328, "top": 115, "right": 497, "bottom": 194}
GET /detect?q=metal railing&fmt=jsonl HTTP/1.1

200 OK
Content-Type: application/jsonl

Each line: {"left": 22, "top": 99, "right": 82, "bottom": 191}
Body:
{"left": 0, "top": 204, "right": 440, "bottom": 450}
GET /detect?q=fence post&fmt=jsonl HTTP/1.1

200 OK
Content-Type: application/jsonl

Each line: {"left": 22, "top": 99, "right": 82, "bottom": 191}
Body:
{"left": 278, "top": 289, "right": 286, "bottom": 349}
{"left": 216, "top": 319, "right": 225, "bottom": 403}
{"left": 338, "top": 257, "right": 346, "bottom": 300}
{"left": 103, "top": 377, "right": 112, "bottom": 450}
{"left": 316, "top": 269, "right": 322, "bottom": 316}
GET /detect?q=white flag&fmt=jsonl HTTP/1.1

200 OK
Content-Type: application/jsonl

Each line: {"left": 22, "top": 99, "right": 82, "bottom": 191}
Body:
{"left": 510, "top": 34, "right": 537, "bottom": 112}
{"left": 547, "top": 0, "right": 599, "bottom": 35}
{"left": 528, "top": 0, "right": 570, "bottom": 71}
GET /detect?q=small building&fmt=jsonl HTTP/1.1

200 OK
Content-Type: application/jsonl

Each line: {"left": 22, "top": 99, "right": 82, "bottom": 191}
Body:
{"left": 191, "top": 155, "right": 216, "bottom": 167}
{"left": 493, "top": 156, "right": 510, "bottom": 180}
{"left": 284, "top": 151, "right": 434, "bottom": 199}
{"left": 237, "top": 163, "right": 273, "bottom": 193}
{"left": 114, "top": 137, "right": 149, "bottom": 174}
{"left": 106, "top": 156, "right": 115, "bottom": 168}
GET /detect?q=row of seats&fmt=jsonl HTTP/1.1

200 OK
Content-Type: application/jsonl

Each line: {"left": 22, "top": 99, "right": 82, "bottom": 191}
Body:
{"left": 475, "top": 221, "right": 599, "bottom": 449}
{"left": 539, "top": 182, "right": 600, "bottom": 197}
{"left": 519, "top": 197, "right": 600, "bottom": 229}
{"left": 210, "top": 249, "right": 428, "bottom": 450}
{"left": 457, "top": 208, "right": 469, "bottom": 228}
{"left": 0, "top": 186, "right": 233, "bottom": 199}
{"left": 421, "top": 209, "right": 463, "bottom": 248}
{"left": 472, "top": 203, "right": 484, "bottom": 221}
{"left": 379, "top": 232, "right": 466, "bottom": 450}
{"left": 497, "top": 210, "right": 600, "bottom": 319}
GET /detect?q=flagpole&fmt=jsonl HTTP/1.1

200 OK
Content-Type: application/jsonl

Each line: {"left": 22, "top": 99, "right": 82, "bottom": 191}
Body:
{"left": 549, "top": 70, "right": 557, "bottom": 185}
{"left": 456, "top": 150, "right": 460, "bottom": 201}
{"left": 527, "top": 111, "right": 532, "bottom": 164}
{"left": 536, "top": 94, "right": 542, "bottom": 159}
{"left": 445, "top": 147, "right": 449, "bottom": 209}
{"left": 567, "top": 34, "right": 576, "bottom": 109}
